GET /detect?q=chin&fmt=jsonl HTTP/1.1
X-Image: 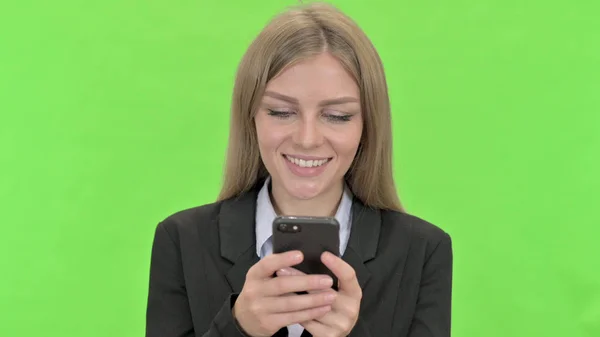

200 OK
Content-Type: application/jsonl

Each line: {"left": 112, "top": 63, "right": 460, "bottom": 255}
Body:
{"left": 273, "top": 156, "right": 339, "bottom": 200}
{"left": 285, "top": 179, "right": 325, "bottom": 200}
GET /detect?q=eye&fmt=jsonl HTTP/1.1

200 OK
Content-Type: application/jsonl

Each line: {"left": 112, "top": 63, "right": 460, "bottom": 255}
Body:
{"left": 267, "top": 109, "right": 294, "bottom": 119}
{"left": 324, "top": 113, "right": 353, "bottom": 123}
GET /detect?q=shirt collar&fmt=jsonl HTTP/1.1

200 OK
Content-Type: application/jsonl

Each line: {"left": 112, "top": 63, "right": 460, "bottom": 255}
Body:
{"left": 255, "top": 176, "right": 353, "bottom": 257}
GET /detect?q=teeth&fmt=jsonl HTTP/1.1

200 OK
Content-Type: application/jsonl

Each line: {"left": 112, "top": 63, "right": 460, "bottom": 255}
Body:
{"left": 285, "top": 155, "right": 329, "bottom": 168}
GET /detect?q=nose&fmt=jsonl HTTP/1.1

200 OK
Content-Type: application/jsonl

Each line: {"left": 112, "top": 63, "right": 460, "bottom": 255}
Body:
{"left": 292, "top": 116, "right": 324, "bottom": 149}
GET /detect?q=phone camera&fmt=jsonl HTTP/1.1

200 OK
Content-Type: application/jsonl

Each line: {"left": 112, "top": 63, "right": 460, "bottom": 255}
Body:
{"left": 278, "top": 224, "right": 301, "bottom": 233}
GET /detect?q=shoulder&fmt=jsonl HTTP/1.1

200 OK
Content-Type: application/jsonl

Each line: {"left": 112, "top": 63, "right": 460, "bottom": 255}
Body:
{"left": 153, "top": 200, "right": 223, "bottom": 243}
{"left": 382, "top": 210, "right": 450, "bottom": 241}
{"left": 381, "top": 210, "right": 452, "bottom": 255}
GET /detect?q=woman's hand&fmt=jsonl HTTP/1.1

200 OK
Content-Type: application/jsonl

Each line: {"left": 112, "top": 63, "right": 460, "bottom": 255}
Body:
{"left": 233, "top": 250, "right": 338, "bottom": 337}
{"left": 278, "top": 252, "right": 362, "bottom": 337}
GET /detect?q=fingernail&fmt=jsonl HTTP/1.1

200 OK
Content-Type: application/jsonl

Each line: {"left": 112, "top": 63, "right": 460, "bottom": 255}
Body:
{"left": 278, "top": 268, "right": 292, "bottom": 276}
{"left": 320, "top": 277, "right": 333, "bottom": 286}
{"left": 325, "top": 293, "right": 336, "bottom": 302}
{"left": 293, "top": 252, "right": 302, "bottom": 261}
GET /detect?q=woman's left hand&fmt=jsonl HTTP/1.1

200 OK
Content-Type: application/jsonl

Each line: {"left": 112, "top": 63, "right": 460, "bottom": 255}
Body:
{"left": 277, "top": 251, "right": 362, "bottom": 337}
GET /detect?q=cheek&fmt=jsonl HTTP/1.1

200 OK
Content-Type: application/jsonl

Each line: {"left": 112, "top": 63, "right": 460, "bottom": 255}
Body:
{"left": 330, "top": 122, "right": 363, "bottom": 159}
{"left": 255, "top": 118, "right": 288, "bottom": 152}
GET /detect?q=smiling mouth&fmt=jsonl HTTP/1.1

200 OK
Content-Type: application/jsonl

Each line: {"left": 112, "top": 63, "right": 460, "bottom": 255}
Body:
{"left": 283, "top": 154, "right": 332, "bottom": 168}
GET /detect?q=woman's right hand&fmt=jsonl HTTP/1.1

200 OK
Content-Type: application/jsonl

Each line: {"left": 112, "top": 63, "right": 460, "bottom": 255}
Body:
{"left": 232, "top": 250, "right": 337, "bottom": 337}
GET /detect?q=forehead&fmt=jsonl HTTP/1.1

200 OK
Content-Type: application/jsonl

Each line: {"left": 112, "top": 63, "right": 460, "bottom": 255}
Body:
{"left": 265, "top": 53, "right": 360, "bottom": 101}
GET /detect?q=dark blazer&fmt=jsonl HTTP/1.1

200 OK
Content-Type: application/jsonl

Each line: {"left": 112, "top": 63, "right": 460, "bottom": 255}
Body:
{"left": 146, "top": 183, "right": 453, "bottom": 337}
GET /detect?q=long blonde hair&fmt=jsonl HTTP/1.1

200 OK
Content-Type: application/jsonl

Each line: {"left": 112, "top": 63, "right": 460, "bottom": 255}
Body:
{"left": 217, "top": 2, "right": 404, "bottom": 212}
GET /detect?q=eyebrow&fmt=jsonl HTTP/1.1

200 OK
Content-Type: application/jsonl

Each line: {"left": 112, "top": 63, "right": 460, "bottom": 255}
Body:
{"left": 264, "top": 90, "right": 359, "bottom": 106}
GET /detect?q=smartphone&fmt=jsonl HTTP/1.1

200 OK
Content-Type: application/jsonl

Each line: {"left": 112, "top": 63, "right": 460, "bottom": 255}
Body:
{"left": 272, "top": 216, "right": 340, "bottom": 290}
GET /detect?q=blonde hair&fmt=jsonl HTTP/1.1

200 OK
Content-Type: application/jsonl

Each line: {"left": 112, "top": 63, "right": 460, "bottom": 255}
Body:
{"left": 217, "top": 1, "right": 404, "bottom": 212}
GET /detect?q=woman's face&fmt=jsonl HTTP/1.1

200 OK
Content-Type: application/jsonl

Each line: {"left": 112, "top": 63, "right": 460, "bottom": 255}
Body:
{"left": 255, "top": 52, "right": 363, "bottom": 200}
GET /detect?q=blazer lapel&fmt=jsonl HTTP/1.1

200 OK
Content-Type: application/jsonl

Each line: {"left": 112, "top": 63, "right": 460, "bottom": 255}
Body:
{"left": 219, "top": 184, "right": 261, "bottom": 293}
{"left": 341, "top": 198, "right": 382, "bottom": 290}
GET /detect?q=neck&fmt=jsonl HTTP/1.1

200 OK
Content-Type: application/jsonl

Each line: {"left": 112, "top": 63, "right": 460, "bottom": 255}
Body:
{"left": 270, "top": 181, "right": 344, "bottom": 217}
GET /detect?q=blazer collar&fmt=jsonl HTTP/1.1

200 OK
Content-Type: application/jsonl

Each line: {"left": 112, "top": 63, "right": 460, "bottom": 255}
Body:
{"left": 218, "top": 181, "right": 381, "bottom": 293}
{"left": 343, "top": 196, "right": 381, "bottom": 288}
{"left": 218, "top": 183, "right": 261, "bottom": 293}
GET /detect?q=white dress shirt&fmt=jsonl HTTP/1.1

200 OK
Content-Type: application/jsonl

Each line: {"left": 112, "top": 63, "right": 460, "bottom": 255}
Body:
{"left": 255, "top": 177, "right": 353, "bottom": 337}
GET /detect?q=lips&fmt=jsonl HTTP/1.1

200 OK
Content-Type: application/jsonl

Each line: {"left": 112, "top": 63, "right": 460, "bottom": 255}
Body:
{"left": 284, "top": 155, "right": 331, "bottom": 168}
{"left": 282, "top": 154, "right": 332, "bottom": 178}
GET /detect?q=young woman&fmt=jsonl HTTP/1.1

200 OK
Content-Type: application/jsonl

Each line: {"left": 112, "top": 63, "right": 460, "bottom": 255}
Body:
{"left": 146, "top": 3, "right": 452, "bottom": 337}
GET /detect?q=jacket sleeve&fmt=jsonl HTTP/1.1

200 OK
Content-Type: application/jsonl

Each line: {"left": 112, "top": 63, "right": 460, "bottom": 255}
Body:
{"left": 407, "top": 232, "right": 453, "bottom": 337}
{"left": 348, "top": 317, "right": 373, "bottom": 337}
{"left": 145, "top": 222, "right": 250, "bottom": 337}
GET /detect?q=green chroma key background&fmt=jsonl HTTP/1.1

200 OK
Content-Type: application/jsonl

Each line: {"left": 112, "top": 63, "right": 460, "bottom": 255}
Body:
{"left": 1, "top": 0, "right": 598, "bottom": 336}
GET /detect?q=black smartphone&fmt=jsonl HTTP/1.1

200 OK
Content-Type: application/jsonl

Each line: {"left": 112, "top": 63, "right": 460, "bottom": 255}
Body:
{"left": 272, "top": 216, "right": 340, "bottom": 290}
